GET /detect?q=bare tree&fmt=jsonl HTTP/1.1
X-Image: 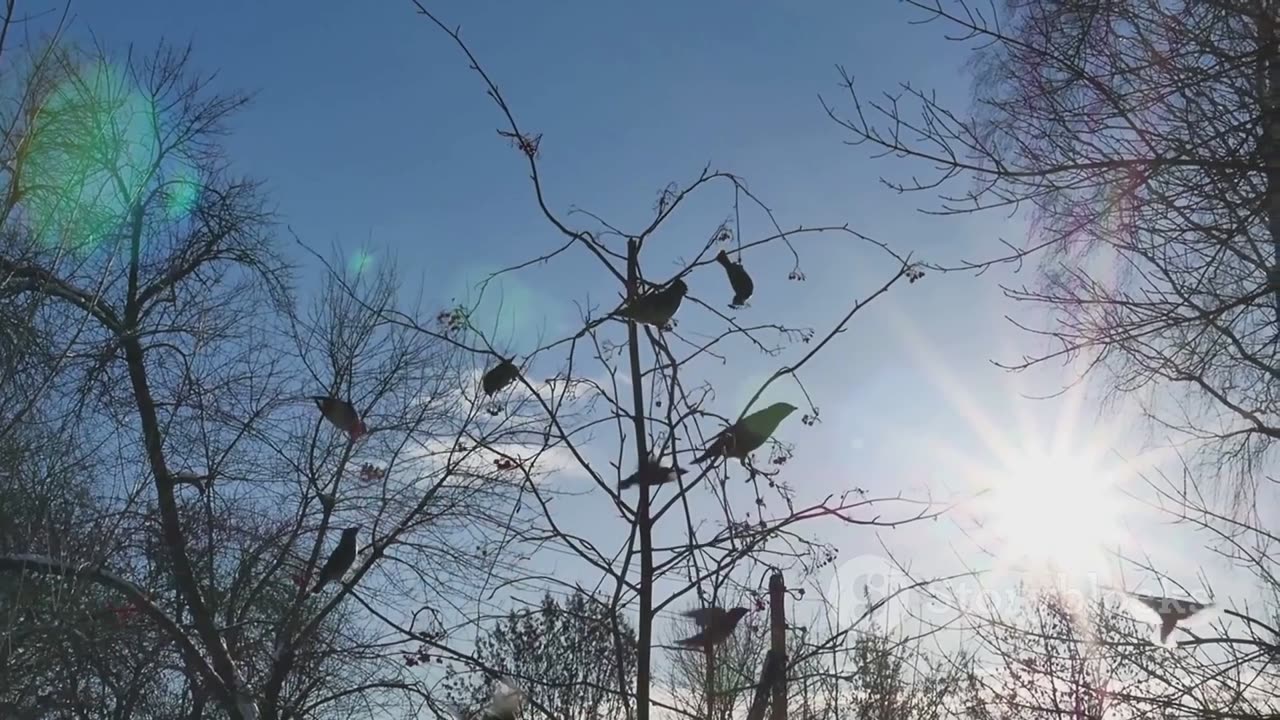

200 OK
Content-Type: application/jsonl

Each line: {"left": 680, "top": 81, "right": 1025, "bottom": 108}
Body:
{"left": 0, "top": 28, "right": 534, "bottom": 720}
{"left": 443, "top": 589, "right": 637, "bottom": 720}
{"left": 947, "top": 580, "right": 1280, "bottom": 720}
{"left": 664, "top": 607, "right": 768, "bottom": 720}
{"left": 0, "top": 4, "right": 959, "bottom": 719}
{"left": 825, "top": 3, "right": 1280, "bottom": 717}
{"left": 314, "top": 5, "right": 952, "bottom": 719}
{"left": 779, "top": 615, "right": 967, "bottom": 720}
{"left": 827, "top": 0, "right": 1280, "bottom": 505}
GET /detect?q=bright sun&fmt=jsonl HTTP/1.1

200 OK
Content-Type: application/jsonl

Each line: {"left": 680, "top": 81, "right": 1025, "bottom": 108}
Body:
{"left": 978, "top": 446, "right": 1128, "bottom": 582}
{"left": 881, "top": 306, "right": 1160, "bottom": 592}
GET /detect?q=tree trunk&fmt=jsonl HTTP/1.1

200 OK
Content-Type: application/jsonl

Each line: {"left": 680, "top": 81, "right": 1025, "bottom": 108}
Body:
{"left": 768, "top": 572, "right": 788, "bottom": 720}
{"left": 625, "top": 238, "right": 653, "bottom": 720}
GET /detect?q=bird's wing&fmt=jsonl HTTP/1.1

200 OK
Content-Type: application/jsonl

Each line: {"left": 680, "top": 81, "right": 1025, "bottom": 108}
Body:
{"left": 1171, "top": 599, "right": 1211, "bottom": 619}
{"left": 316, "top": 550, "right": 341, "bottom": 579}
{"left": 620, "top": 284, "right": 683, "bottom": 325}
{"left": 738, "top": 403, "right": 796, "bottom": 442}
{"left": 1132, "top": 594, "right": 1203, "bottom": 617}
{"left": 316, "top": 399, "right": 358, "bottom": 429}
{"left": 682, "top": 607, "right": 721, "bottom": 627}
{"left": 1120, "top": 593, "right": 1166, "bottom": 626}
{"left": 618, "top": 470, "right": 642, "bottom": 489}
{"left": 693, "top": 432, "right": 730, "bottom": 462}
{"left": 1126, "top": 593, "right": 1215, "bottom": 626}
{"left": 320, "top": 536, "right": 356, "bottom": 577}
{"left": 483, "top": 362, "right": 519, "bottom": 394}
{"left": 1131, "top": 593, "right": 1164, "bottom": 609}
{"left": 675, "top": 631, "right": 707, "bottom": 646}
{"left": 487, "top": 679, "right": 526, "bottom": 717}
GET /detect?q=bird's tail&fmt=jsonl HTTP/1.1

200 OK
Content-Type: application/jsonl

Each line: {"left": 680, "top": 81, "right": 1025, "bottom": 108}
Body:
{"left": 1158, "top": 616, "right": 1177, "bottom": 647}
{"left": 618, "top": 476, "right": 638, "bottom": 490}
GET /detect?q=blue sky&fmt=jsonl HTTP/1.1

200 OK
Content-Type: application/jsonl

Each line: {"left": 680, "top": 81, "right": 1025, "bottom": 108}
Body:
{"left": 51, "top": 0, "right": 1245, "bottom": 647}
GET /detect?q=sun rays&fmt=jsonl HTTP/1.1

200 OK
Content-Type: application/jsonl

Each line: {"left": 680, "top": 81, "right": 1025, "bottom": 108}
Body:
{"left": 973, "top": 435, "right": 1127, "bottom": 583}
{"left": 879, "top": 298, "right": 1169, "bottom": 594}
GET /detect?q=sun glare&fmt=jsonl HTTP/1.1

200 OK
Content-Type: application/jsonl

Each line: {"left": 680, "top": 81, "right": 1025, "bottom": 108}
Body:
{"left": 979, "top": 446, "right": 1127, "bottom": 583}
{"left": 880, "top": 301, "right": 1162, "bottom": 597}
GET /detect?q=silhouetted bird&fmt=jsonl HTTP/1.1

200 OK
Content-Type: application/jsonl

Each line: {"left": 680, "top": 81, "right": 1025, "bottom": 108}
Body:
{"left": 311, "top": 397, "right": 367, "bottom": 440}
{"left": 1130, "top": 592, "right": 1213, "bottom": 646}
{"left": 618, "top": 454, "right": 686, "bottom": 491}
{"left": 693, "top": 402, "right": 798, "bottom": 464}
{"left": 312, "top": 526, "right": 359, "bottom": 594}
{"left": 482, "top": 359, "right": 520, "bottom": 396}
{"left": 614, "top": 278, "right": 688, "bottom": 327}
{"left": 677, "top": 606, "right": 750, "bottom": 649}
{"left": 715, "top": 250, "right": 754, "bottom": 308}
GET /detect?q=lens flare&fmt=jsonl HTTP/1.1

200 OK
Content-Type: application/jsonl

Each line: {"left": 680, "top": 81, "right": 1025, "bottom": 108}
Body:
{"left": 350, "top": 250, "right": 375, "bottom": 275}
{"left": 165, "top": 169, "right": 201, "bottom": 220}
{"left": 22, "top": 60, "right": 160, "bottom": 255}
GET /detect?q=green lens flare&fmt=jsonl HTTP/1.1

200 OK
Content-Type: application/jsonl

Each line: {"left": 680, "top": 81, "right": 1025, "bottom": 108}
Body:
{"left": 350, "top": 250, "right": 374, "bottom": 275}
{"left": 447, "top": 265, "right": 566, "bottom": 352}
{"left": 22, "top": 60, "right": 160, "bottom": 255}
{"left": 165, "top": 169, "right": 201, "bottom": 220}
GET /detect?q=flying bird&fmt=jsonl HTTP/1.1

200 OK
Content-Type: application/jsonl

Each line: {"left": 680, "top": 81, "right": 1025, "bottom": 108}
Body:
{"left": 312, "top": 526, "right": 359, "bottom": 594}
{"left": 715, "top": 250, "right": 754, "bottom": 308}
{"left": 693, "top": 402, "right": 798, "bottom": 464}
{"left": 618, "top": 454, "right": 686, "bottom": 491}
{"left": 477, "top": 677, "right": 527, "bottom": 720}
{"left": 1129, "top": 592, "right": 1214, "bottom": 646}
{"left": 311, "top": 397, "right": 367, "bottom": 440}
{"left": 614, "top": 278, "right": 688, "bottom": 327}
{"left": 170, "top": 471, "right": 211, "bottom": 494}
{"left": 677, "top": 606, "right": 750, "bottom": 649}
{"left": 482, "top": 359, "right": 520, "bottom": 396}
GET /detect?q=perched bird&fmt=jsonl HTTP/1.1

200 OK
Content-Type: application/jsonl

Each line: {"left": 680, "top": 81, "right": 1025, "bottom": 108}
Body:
{"left": 677, "top": 606, "right": 750, "bottom": 649}
{"left": 311, "top": 397, "right": 368, "bottom": 440}
{"left": 482, "top": 359, "right": 520, "bottom": 396}
{"left": 1129, "top": 592, "right": 1214, "bottom": 646}
{"left": 618, "top": 454, "right": 686, "bottom": 491}
{"left": 693, "top": 402, "right": 798, "bottom": 464}
{"left": 312, "top": 526, "right": 360, "bottom": 594}
{"left": 715, "top": 250, "right": 754, "bottom": 308}
{"left": 614, "top": 278, "right": 688, "bottom": 327}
